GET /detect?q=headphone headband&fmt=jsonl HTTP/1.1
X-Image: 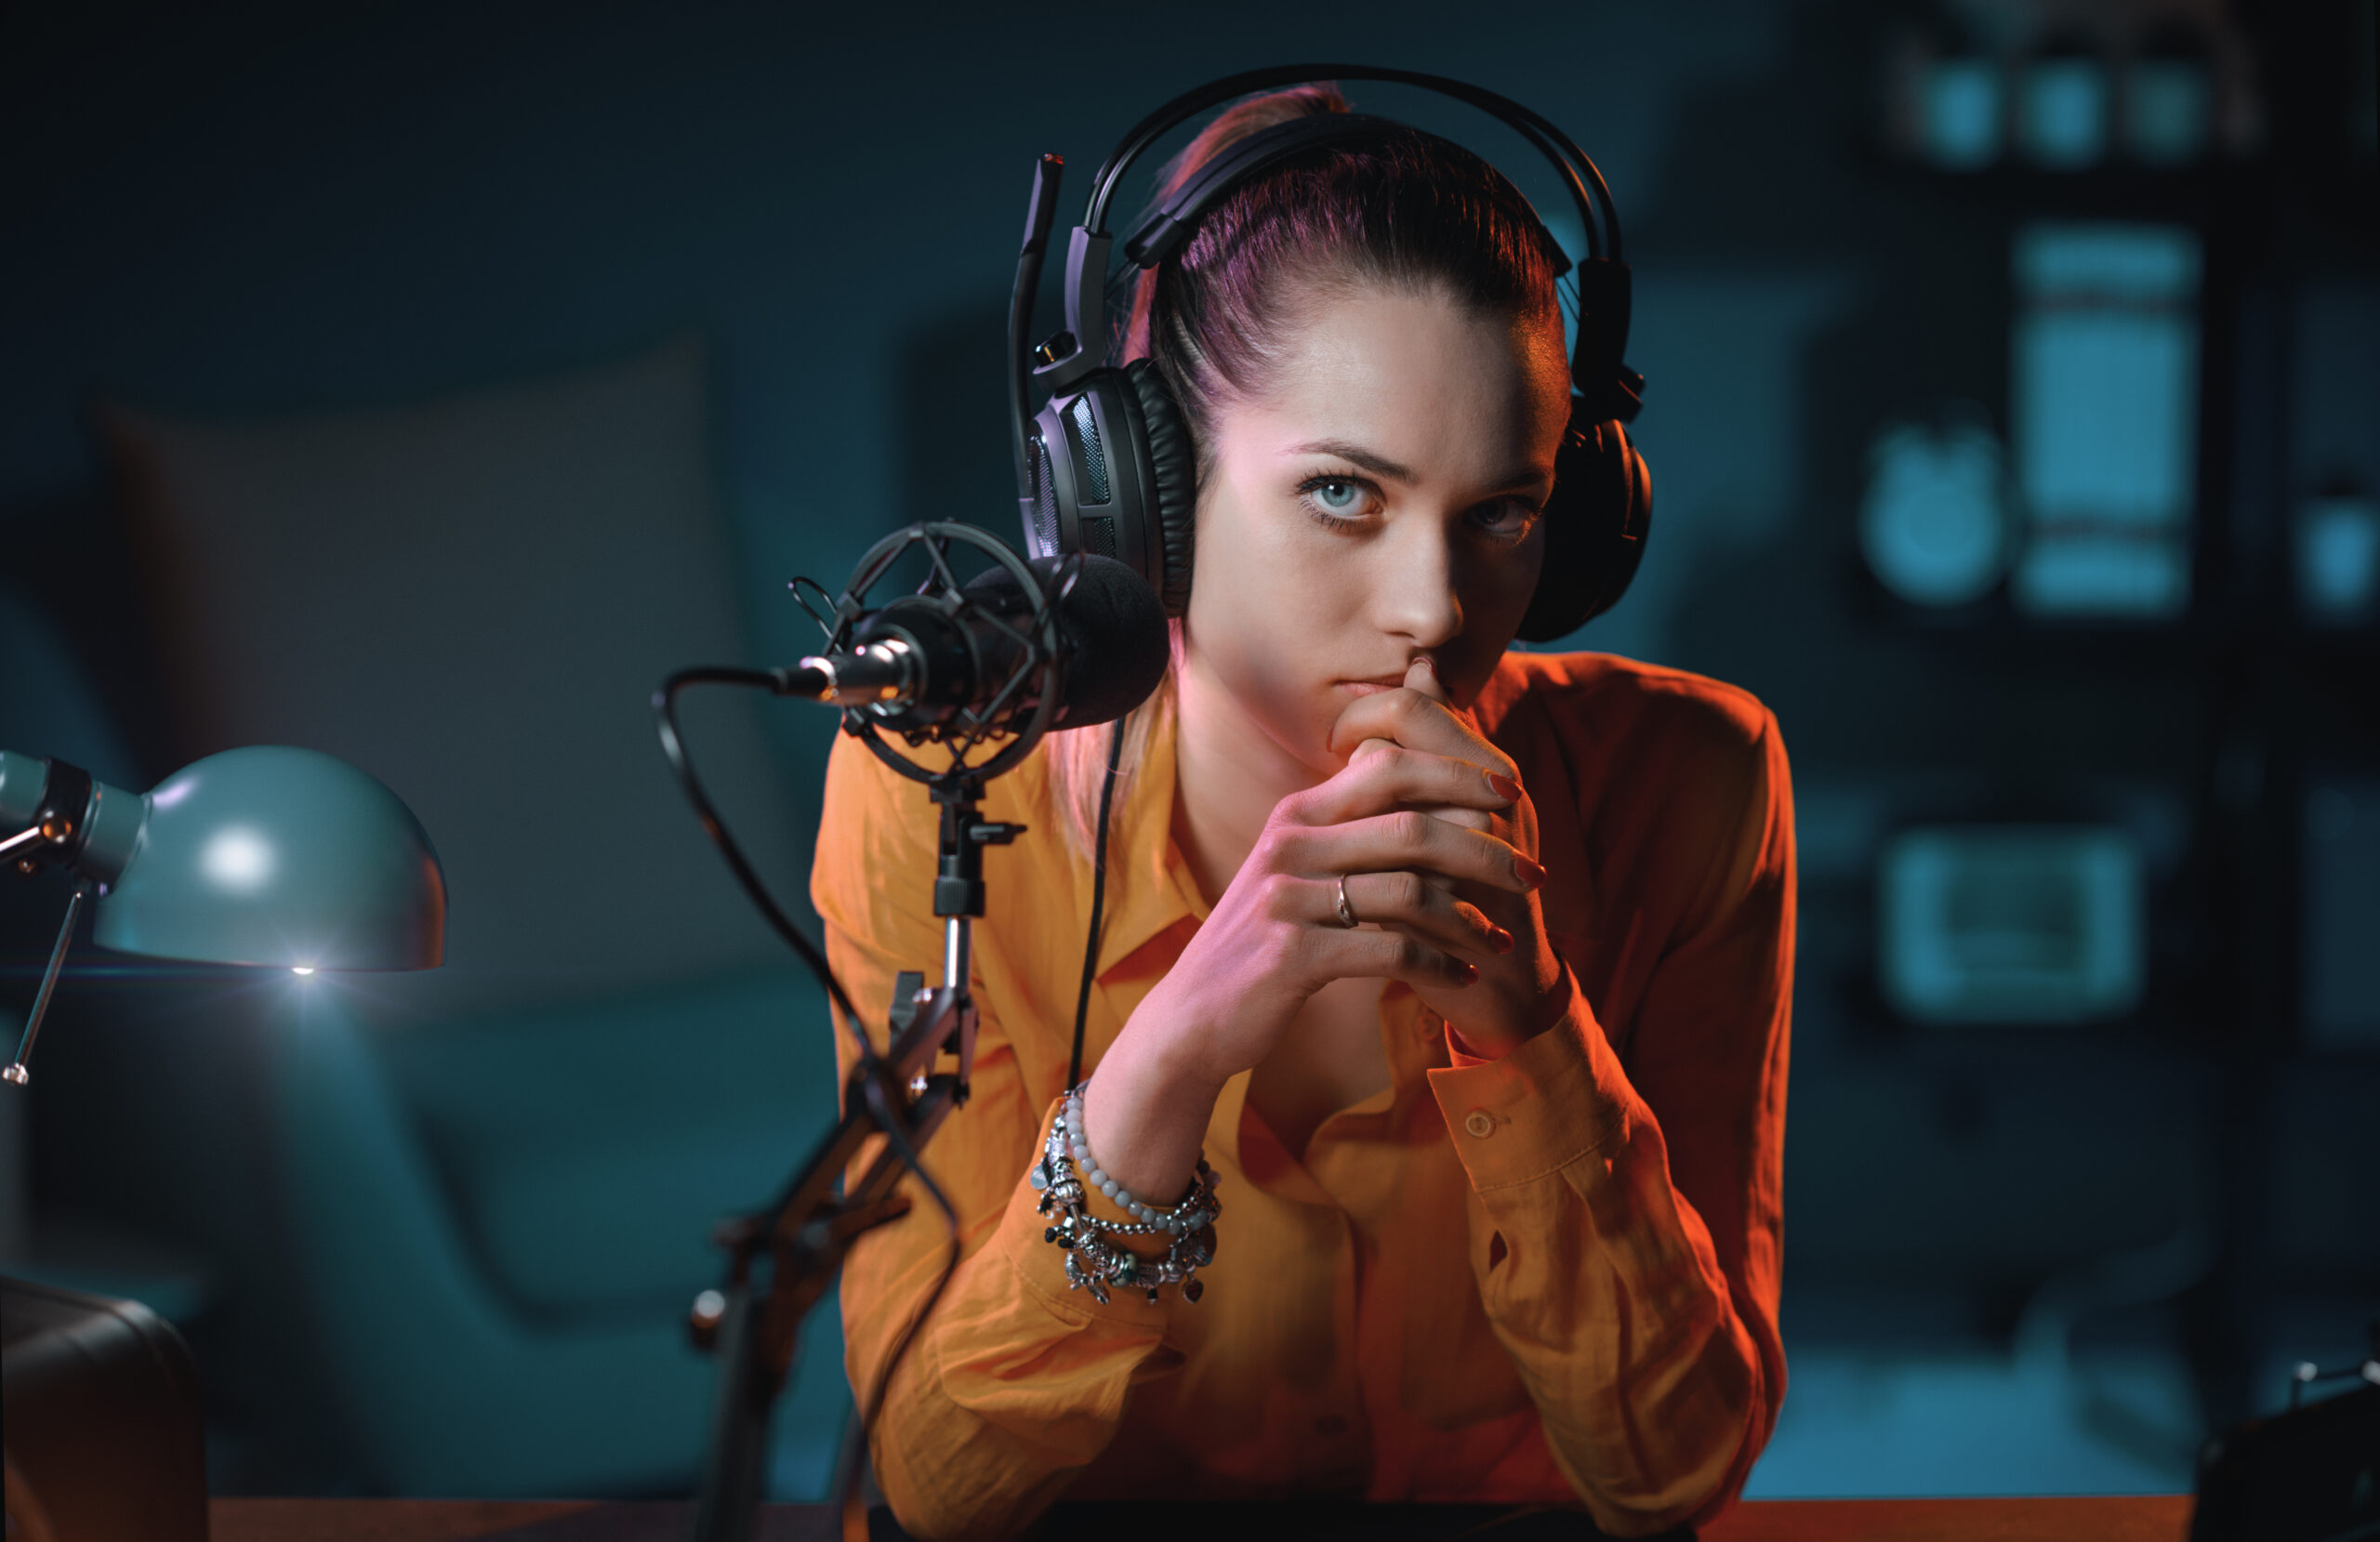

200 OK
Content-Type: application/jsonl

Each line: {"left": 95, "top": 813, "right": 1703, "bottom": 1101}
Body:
{"left": 1119, "top": 113, "right": 1532, "bottom": 270}
{"left": 1082, "top": 63, "right": 1622, "bottom": 264}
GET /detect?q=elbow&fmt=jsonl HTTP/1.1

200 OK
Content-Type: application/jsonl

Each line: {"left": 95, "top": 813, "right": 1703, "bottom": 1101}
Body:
{"left": 1568, "top": 1319, "right": 1775, "bottom": 1537}
{"left": 871, "top": 1457, "right": 1063, "bottom": 1542}
{"left": 1577, "top": 1400, "right": 1765, "bottom": 1539}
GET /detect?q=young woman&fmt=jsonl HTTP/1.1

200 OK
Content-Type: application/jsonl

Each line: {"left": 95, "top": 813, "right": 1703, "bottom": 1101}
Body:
{"left": 813, "top": 83, "right": 1792, "bottom": 1540}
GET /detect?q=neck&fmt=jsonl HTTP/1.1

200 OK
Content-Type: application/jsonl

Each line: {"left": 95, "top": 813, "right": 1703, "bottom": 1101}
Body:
{"left": 1170, "top": 653, "right": 1326, "bottom": 907}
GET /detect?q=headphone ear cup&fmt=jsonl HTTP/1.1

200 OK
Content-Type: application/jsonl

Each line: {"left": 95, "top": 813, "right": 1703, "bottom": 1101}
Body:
{"left": 1515, "top": 415, "right": 1652, "bottom": 642}
{"left": 1122, "top": 358, "right": 1199, "bottom": 617}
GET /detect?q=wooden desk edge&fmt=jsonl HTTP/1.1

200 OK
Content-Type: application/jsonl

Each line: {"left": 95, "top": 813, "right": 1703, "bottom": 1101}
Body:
{"left": 212, "top": 1493, "right": 2197, "bottom": 1542}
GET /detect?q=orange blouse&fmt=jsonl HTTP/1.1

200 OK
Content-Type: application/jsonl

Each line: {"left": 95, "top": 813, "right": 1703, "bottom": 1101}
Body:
{"left": 811, "top": 651, "right": 1793, "bottom": 1540}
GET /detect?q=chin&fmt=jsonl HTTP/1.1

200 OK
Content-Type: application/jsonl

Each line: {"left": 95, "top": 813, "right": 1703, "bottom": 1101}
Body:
{"left": 1283, "top": 692, "right": 1360, "bottom": 775}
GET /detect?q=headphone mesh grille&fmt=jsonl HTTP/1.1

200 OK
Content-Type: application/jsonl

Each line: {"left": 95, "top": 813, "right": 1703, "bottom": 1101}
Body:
{"left": 1031, "top": 438, "right": 1060, "bottom": 556}
{"left": 1080, "top": 516, "right": 1117, "bottom": 560}
{"left": 1071, "top": 396, "right": 1110, "bottom": 505}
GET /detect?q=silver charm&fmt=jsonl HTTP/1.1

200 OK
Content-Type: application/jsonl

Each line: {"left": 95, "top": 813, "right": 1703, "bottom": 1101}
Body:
{"left": 1031, "top": 1086, "right": 1221, "bottom": 1306}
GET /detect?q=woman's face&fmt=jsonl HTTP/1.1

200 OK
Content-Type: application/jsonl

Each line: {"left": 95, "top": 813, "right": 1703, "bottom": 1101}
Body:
{"left": 1180, "top": 280, "right": 1570, "bottom": 777}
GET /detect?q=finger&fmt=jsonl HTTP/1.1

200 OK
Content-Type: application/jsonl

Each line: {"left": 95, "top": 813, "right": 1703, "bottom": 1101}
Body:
{"left": 1272, "top": 809, "right": 1544, "bottom": 895}
{"left": 1330, "top": 687, "right": 1516, "bottom": 782}
{"left": 1404, "top": 654, "right": 1449, "bottom": 704}
{"left": 1418, "top": 803, "right": 1493, "bottom": 836}
{"left": 1294, "top": 740, "right": 1518, "bottom": 825}
{"left": 1382, "top": 659, "right": 1494, "bottom": 831}
{"left": 1308, "top": 924, "right": 1482, "bottom": 991}
{"left": 1315, "top": 870, "right": 1514, "bottom": 957}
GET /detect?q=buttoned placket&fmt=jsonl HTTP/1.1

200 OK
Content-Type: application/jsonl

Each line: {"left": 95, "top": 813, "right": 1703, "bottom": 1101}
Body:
{"left": 1228, "top": 983, "right": 1458, "bottom": 1489}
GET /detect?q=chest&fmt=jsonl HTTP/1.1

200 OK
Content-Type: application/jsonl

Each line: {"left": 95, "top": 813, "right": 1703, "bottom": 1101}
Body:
{"left": 1244, "top": 976, "right": 1393, "bottom": 1164}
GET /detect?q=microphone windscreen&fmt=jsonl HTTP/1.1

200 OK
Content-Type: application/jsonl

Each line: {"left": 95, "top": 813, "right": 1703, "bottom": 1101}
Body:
{"left": 964, "top": 554, "right": 1170, "bottom": 730}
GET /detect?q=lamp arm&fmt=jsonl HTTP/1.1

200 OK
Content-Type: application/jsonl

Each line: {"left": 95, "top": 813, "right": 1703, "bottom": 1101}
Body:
{"left": 5, "top": 882, "right": 90, "bottom": 1087}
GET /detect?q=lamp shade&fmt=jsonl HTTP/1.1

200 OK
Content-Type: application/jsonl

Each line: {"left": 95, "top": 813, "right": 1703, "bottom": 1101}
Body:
{"left": 92, "top": 746, "right": 444, "bottom": 970}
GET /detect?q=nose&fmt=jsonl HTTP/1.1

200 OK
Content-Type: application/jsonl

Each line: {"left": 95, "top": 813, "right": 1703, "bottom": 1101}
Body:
{"left": 1369, "top": 516, "right": 1463, "bottom": 650}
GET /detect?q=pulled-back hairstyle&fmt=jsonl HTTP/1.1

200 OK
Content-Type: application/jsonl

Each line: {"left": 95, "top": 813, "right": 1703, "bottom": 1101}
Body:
{"left": 1042, "top": 84, "right": 1569, "bottom": 859}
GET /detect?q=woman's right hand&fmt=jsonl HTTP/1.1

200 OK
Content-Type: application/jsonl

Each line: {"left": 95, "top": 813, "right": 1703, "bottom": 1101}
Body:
{"left": 1082, "top": 736, "right": 1538, "bottom": 1199}
{"left": 1157, "top": 741, "right": 1538, "bottom": 1085}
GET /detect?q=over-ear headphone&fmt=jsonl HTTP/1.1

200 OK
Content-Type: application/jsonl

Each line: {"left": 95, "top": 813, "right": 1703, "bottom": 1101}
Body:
{"left": 1006, "top": 65, "right": 1652, "bottom": 643}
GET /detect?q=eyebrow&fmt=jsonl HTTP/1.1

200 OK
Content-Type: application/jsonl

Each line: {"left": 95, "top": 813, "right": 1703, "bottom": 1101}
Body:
{"left": 1292, "top": 439, "right": 1551, "bottom": 495}
{"left": 1290, "top": 440, "right": 1418, "bottom": 483}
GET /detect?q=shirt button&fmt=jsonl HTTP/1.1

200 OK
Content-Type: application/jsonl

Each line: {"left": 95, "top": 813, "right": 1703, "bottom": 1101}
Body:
{"left": 1464, "top": 1110, "right": 1496, "bottom": 1139}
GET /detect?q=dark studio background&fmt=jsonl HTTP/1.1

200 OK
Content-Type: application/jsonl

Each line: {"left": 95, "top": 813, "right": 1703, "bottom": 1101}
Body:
{"left": 3, "top": 0, "right": 2375, "bottom": 1505}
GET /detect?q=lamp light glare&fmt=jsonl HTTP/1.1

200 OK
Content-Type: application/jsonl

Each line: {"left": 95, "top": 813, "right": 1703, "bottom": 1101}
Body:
{"left": 290, "top": 966, "right": 316, "bottom": 976}
{"left": 201, "top": 827, "right": 275, "bottom": 891}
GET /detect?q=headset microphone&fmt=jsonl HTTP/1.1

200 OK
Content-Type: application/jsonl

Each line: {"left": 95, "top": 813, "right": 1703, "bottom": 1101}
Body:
{"left": 776, "top": 552, "right": 1169, "bottom": 738}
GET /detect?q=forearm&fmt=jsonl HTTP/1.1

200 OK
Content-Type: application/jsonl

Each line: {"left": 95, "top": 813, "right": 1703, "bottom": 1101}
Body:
{"left": 1079, "top": 978, "right": 1229, "bottom": 1203}
{"left": 853, "top": 1096, "right": 1181, "bottom": 1541}
{"left": 1484, "top": 1127, "right": 1766, "bottom": 1534}
{"left": 1429, "top": 995, "right": 1778, "bottom": 1534}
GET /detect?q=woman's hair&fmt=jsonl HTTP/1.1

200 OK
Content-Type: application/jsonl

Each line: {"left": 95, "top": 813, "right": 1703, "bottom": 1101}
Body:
{"left": 1041, "top": 84, "right": 1568, "bottom": 861}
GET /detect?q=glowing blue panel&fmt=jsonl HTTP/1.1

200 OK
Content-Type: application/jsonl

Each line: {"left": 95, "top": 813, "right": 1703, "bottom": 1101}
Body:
{"left": 2010, "top": 224, "right": 2201, "bottom": 619}
{"left": 1880, "top": 824, "right": 2145, "bottom": 1025}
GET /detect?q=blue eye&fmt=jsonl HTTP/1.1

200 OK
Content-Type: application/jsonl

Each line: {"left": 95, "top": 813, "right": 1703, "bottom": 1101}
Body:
{"left": 1469, "top": 499, "right": 1542, "bottom": 541}
{"left": 1295, "top": 472, "right": 1383, "bottom": 530}
{"left": 1312, "top": 479, "right": 1362, "bottom": 511}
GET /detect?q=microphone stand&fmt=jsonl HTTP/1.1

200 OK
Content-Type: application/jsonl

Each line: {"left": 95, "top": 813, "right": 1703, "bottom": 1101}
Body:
{"left": 688, "top": 770, "right": 1022, "bottom": 1542}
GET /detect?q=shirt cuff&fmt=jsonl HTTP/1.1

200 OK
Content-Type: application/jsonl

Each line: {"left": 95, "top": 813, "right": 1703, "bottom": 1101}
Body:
{"left": 988, "top": 1094, "right": 1174, "bottom": 1331}
{"left": 1425, "top": 980, "right": 1629, "bottom": 1193}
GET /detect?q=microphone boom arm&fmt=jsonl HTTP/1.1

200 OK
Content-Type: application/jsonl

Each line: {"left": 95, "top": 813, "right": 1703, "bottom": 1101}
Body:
{"left": 668, "top": 521, "right": 1077, "bottom": 1542}
{"left": 686, "top": 765, "right": 1021, "bottom": 1542}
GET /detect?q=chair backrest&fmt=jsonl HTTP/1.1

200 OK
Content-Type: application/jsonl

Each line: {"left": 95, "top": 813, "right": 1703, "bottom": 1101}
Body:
{"left": 100, "top": 338, "right": 804, "bottom": 1018}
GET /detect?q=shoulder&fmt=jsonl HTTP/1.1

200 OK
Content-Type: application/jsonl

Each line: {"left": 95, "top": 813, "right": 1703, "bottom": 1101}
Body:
{"left": 1479, "top": 652, "right": 1792, "bottom": 922}
{"left": 1476, "top": 651, "right": 1782, "bottom": 790}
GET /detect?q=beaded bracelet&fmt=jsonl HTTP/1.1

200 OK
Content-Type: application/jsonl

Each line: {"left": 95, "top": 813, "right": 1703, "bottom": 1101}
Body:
{"left": 1028, "top": 1084, "right": 1220, "bottom": 1305}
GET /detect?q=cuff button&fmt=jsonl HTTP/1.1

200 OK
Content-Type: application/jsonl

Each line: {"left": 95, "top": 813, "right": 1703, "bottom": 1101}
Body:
{"left": 1463, "top": 1110, "right": 1496, "bottom": 1139}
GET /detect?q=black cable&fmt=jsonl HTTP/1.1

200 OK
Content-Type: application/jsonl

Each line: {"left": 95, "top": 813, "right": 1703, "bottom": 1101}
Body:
{"left": 654, "top": 666, "right": 865, "bottom": 1049}
{"left": 1068, "top": 716, "right": 1128, "bottom": 1089}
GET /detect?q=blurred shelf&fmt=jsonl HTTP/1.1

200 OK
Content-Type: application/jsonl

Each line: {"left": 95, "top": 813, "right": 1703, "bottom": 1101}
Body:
{"left": 1872, "top": 157, "right": 2279, "bottom": 219}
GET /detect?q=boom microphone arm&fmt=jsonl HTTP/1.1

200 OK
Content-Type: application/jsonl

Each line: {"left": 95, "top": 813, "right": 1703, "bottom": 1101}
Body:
{"left": 667, "top": 524, "right": 1105, "bottom": 1542}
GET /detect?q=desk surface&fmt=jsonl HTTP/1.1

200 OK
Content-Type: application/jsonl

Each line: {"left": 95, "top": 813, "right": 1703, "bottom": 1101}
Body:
{"left": 211, "top": 1496, "right": 2194, "bottom": 1542}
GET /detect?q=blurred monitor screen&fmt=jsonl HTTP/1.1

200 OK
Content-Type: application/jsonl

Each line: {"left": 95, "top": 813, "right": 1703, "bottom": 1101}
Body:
{"left": 1880, "top": 824, "right": 2145, "bottom": 1025}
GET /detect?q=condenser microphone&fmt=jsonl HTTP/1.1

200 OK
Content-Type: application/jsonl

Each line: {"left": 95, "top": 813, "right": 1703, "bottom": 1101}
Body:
{"left": 779, "top": 552, "right": 1169, "bottom": 734}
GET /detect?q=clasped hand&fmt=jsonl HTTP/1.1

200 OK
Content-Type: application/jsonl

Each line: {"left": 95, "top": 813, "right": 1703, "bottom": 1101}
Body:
{"left": 1161, "top": 657, "right": 1569, "bottom": 1090}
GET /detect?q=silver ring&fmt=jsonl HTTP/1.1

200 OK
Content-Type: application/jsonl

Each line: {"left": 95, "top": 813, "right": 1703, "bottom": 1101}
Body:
{"left": 1335, "top": 873, "right": 1360, "bottom": 929}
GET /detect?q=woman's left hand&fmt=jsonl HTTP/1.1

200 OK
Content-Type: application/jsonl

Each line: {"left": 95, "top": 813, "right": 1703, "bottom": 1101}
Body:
{"left": 1328, "top": 658, "right": 1572, "bottom": 1055}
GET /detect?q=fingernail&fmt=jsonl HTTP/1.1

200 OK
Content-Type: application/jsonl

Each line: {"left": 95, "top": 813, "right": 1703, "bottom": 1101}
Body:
{"left": 1514, "top": 855, "right": 1546, "bottom": 890}
{"left": 1486, "top": 771, "right": 1521, "bottom": 803}
{"left": 1453, "top": 960, "right": 1480, "bottom": 984}
{"left": 1491, "top": 927, "right": 1515, "bottom": 955}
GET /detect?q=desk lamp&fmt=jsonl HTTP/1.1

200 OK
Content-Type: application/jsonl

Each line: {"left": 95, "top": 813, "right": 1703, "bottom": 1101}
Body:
{"left": 1, "top": 745, "right": 444, "bottom": 1083}
{"left": 2, "top": 743, "right": 443, "bottom": 1542}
